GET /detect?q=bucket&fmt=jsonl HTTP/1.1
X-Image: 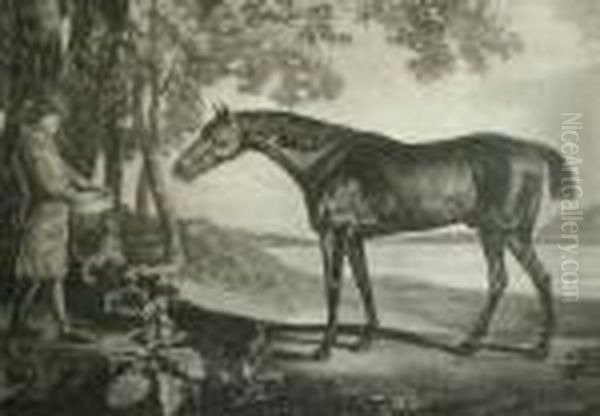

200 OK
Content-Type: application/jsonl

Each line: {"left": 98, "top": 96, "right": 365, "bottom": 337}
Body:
{"left": 72, "top": 190, "right": 113, "bottom": 215}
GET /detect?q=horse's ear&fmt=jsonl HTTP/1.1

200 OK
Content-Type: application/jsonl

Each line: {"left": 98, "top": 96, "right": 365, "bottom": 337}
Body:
{"left": 211, "top": 102, "right": 222, "bottom": 117}
{"left": 220, "top": 102, "right": 231, "bottom": 118}
{"left": 212, "top": 102, "right": 231, "bottom": 120}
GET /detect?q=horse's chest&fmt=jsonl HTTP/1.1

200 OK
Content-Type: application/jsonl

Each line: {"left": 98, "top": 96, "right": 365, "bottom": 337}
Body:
{"left": 316, "top": 178, "right": 380, "bottom": 229}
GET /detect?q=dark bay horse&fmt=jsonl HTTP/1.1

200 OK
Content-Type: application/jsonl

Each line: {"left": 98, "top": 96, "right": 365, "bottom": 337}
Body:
{"left": 173, "top": 107, "right": 574, "bottom": 360}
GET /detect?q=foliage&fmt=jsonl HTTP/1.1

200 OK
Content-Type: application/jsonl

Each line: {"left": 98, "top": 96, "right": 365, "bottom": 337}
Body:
{"left": 0, "top": 0, "right": 12, "bottom": 106}
{"left": 361, "top": 0, "right": 522, "bottom": 81}
{"left": 63, "top": 0, "right": 523, "bottom": 158}
{"left": 101, "top": 266, "right": 206, "bottom": 416}
{"left": 171, "top": 0, "right": 349, "bottom": 108}
{"left": 162, "top": 0, "right": 522, "bottom": 109}
{"left": 0, "top": 0, "right": 523, "bottom": 159}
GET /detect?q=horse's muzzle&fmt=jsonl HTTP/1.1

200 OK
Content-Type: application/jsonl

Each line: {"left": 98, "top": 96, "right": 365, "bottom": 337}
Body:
{"left": 172, "top": 158, "right": 196, "bottom": 182}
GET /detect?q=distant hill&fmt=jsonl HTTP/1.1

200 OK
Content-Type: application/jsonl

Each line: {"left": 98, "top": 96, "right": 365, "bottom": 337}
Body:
{"left": 233, "top": 226, "right": 480, "bottom": 247}
{"left": 200, "top": 203, "right": 600, "bottom": 250}
{"left": 120, "top": 215, "right": 317, "bottom": 320}
{"left": 225, "top": 227, "right": 316, "bottom": 248}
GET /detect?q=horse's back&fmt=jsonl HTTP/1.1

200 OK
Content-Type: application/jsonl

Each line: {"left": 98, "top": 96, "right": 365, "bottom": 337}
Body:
{"left": 311, "top": 132, "right": 554, "bottom": 235}
{"left": 312, "top": 135, "right": 477, "bottom": 233}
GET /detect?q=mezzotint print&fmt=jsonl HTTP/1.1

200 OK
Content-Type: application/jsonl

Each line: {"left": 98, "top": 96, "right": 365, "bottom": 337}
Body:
{"left": 0, "top": 1, "right": 599, "bottom": 415}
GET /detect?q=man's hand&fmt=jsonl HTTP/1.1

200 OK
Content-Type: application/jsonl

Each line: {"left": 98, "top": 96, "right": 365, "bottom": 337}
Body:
{"left": 77, "top": 183, "right": 110, "bottom": 195}
{"left": 71, "top": 186, "right": 114, "bottom": 214}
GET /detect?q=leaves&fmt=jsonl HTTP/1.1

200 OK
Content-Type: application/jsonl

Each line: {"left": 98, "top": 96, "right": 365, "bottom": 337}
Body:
{"left": 179, "top": 0, "right": 521, "bottom": 103}
{"left": 161, "top": 347, "right": 207, "bottom": 381}
{"left": 106, "top": 370, "right": 152, "bottom": 409}
{"left": 178, "top": 1, "right": 347, "bottom": 107}
{"left": 2, "top": 0, "right": 523, "bottom": 161}
{"left": 157, "top": 373, "right": 186, "bottom": 416}
{"left": 361, "top": 0, "right": 522, "bottom": 81}
{"left": 104, "top": 347, "right": 205, "bottom": 414}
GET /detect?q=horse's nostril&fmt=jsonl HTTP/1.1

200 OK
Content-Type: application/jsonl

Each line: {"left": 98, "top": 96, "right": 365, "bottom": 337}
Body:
{"left": 173, "top": 162, "right": 181, "bottom": 174}
{"left": 173, "top": 160, "right": 187, "bottom": 177}
{"left": 174, "top": 158, "right": 200, "bottom": 181}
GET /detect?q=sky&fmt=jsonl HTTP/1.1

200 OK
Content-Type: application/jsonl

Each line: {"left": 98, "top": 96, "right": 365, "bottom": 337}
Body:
{"left": 167, "top": 1, "right": 600, "bottom": 235}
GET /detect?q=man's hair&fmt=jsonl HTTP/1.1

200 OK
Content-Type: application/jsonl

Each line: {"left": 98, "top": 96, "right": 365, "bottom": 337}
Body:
{"left": 19, "top": 91, "right": 67, "bottom": 124}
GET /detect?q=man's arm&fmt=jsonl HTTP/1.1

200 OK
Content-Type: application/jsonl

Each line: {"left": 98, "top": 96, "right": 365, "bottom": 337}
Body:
{"left": 63, "top": 163, "right": 94, "bottom": 190}
{"left": 19, "top": 127, "right": 80, "bottom": 203}
{"left": 58, "top": 0, "right": 73, "bottom": 56}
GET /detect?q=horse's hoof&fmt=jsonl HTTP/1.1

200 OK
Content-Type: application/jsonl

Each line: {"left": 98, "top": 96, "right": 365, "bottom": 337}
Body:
{"left": 456, "top": 337, "right": 482, "bottom": 356}
{"left": 351, "top": 336, "right": 374, "bottom": 353}
{"left": 312, "top": 345, "right": 332, "bottom": 361}
{"left": 523, "top": 341, "right": 551, "bottom": 361}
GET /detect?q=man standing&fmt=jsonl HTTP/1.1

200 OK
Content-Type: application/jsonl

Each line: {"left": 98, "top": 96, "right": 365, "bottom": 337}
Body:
{"left": 9, "top": 94, "right": 107, "bottom": 341}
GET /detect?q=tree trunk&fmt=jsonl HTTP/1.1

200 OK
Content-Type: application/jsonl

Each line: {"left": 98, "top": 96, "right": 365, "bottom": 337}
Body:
{"left": 141, "top": 83, "right": 185, "bottom": 263}
{"left": 133, "top": 0, "right": 185, "bottom": 265}
{"left": 98, "top": 12, "right": 130, "bottom": 265}
{"left": 139, "top": 147, "right": 185, "bottom": 263}
{"left": 104, "top": 116, "right": 124, "bottom": 207}
{"left": 135, "top": 161, "right": 153, "bottom": 221}
{"left": 100, "top": 116, "right": 125, "bottom": 265}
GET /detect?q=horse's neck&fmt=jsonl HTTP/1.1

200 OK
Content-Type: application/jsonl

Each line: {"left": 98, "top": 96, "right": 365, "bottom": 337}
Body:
{"left": 240, "top": 113, "right": 347, "bottom": 185}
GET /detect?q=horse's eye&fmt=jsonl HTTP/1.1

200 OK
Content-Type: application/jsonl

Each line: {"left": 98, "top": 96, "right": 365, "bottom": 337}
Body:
{"left": 214, "top": 135, "right": 229, "bottom": 148}
{"left": 213, "top": 133, "right": 239, "bottom": 157}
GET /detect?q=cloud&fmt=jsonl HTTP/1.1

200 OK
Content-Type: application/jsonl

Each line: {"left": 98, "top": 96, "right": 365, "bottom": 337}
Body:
{"left": 548, "top": 0, "right": 600, "bottom": 42}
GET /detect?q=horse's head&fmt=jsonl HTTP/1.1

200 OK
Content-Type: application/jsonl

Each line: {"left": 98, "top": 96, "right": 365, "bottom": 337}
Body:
{"left": 173, "top": 104, "right": 244, "bottom": 181}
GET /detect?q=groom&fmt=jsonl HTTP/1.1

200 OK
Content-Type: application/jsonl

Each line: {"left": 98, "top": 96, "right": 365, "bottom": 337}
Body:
{"left": 9, "top": 93, "right": 109, "bottom": 341}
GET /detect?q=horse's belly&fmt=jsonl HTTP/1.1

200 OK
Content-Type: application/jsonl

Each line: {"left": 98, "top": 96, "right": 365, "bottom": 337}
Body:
{"left": 387, "top": 161, "right": 478, "bottom": 229}
{"left": 379, "top": 160, "right": 477, "bottom": 231}
{"left": 315, "top": 161, "right": 477, "bottom": 232}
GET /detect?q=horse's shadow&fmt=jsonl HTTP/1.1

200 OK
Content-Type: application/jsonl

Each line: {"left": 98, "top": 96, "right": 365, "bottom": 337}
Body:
{"left": 1, "top": 297, "right": 540, "bottom": 363}
{"left": 170, "top": 300, "right": 466, "bottom": 363}
{"left": 266, "top": 322, "right": 464, "bottom": 361}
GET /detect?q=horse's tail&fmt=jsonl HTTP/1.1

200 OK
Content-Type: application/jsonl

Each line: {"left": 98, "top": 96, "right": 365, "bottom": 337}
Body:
{"left": 542, "top": 147, "right": 576, "bottom": 200}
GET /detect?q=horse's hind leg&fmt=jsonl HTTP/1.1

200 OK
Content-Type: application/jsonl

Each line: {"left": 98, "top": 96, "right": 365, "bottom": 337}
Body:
{"left": 459, "top": 229, "right": 508, "bottom": 353}
{"left": 314, "top": 228, "right": 345, "bottom": 360}
{"left": 507, "top": 232, "right": 555, "bottom": 358}
{"left": 346, "top": 229, "right": 379, "bottom": 352}
{"left": 507, "top": 170, "right": 554, "bottom": 358}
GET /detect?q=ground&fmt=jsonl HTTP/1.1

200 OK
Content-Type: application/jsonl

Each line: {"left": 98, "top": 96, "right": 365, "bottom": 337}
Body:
{"left": 1, "top": 218, "right": 599, "bottom": 415}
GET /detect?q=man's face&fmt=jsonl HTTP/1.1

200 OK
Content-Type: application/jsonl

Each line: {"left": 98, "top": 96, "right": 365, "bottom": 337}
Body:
{"left": 38, "top": 113, "right": 61, "bottom": 135}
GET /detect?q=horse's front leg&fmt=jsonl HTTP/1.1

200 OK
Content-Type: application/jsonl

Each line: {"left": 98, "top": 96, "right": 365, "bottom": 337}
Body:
{"left": 346, "top": 229, "right": 379, "bottom": 352}
{"left": 313, "top": 228, "right": 345, "bottom": 360}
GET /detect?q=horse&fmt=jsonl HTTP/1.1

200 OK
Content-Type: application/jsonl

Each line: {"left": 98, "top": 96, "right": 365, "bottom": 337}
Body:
{"left": 173, "top": 105, "right": 574, "bottom": 360}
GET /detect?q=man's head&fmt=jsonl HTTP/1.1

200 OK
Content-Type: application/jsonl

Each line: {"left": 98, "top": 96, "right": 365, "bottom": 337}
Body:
{"left": 20, "top": 91, "right": 67, "bottom": 132}
{"left": 38, "top": 112, "right": 62, "bottom": 135}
